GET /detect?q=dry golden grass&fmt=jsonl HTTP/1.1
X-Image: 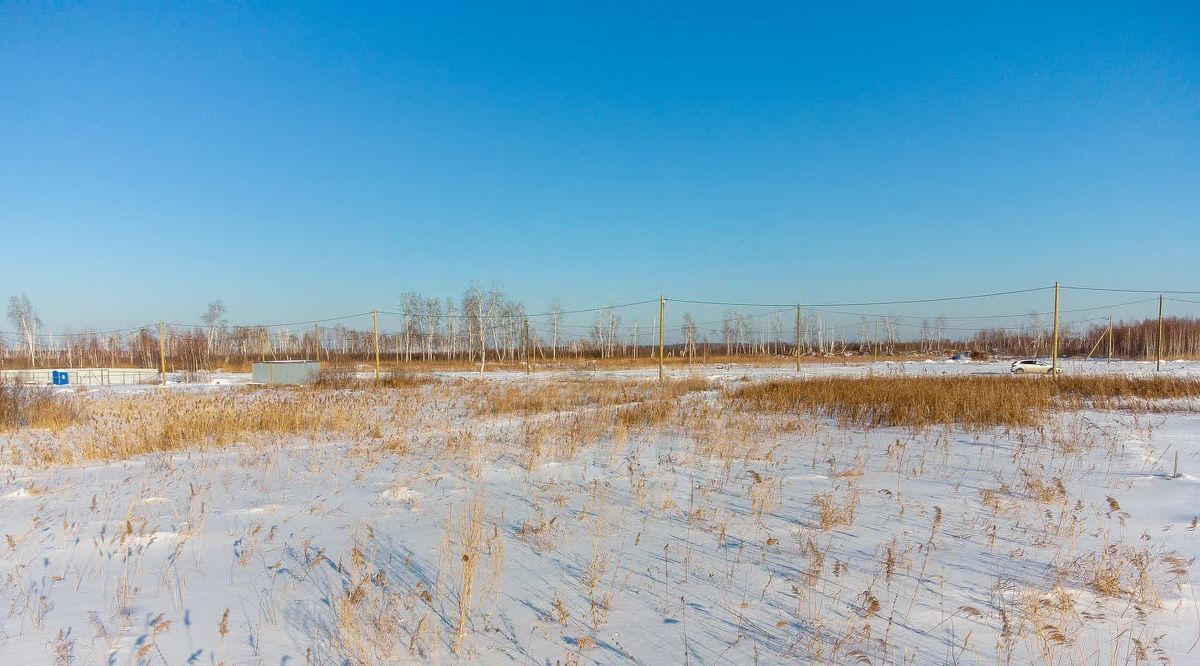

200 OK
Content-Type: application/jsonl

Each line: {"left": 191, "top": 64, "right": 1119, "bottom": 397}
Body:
{"left": 726, "top": 375, "right": 1200, "bottom": 430}
{"left": 6, "top": 373, "right": 1195, "bottom": 472}
{"left": 9, "top": 389, "right": 412, "bottom": 465}
{"left": 312, "top": 366, "right": 435, "bottom": 390}
{"left": 812, "top": 487, "right": 860, "bottom": 530}
{"left": 467, "top": 379, "right": 643, "bottom": 415}
{"left": 0, "top": 378, "right": 78, "bottom": 432}
{"left": 1082, "top": 544, "right": 1164, "bottom": 607}
{"left": 112, "top": 393, "right": 360, "bottom": 458}
{"left": 545, "top": 353, "right": 926, "bottom": 371}
{"left": 468, "top": 376, "right": 712, "bottom": 416}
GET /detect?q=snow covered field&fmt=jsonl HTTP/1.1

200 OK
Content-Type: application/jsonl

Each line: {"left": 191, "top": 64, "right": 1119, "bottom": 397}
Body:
{"left": 2, "top": 361, "right": 1198, "bottom": 664}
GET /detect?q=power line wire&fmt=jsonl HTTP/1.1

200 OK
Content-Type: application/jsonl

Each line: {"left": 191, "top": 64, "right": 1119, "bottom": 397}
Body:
{"left": 668, "top": 285, "right": 1054, "bottom": 308}
{"left": 1063, "top": 285, "right": 1200, "bottom": 295}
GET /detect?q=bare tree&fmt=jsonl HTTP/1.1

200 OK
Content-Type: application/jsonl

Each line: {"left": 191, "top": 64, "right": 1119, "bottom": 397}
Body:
{"left": 461, "top": 284, "right": 502, "bottom": 377}
{"left": 399, "top": 291, "right": 423, "bottom": 362}
{"left": 444, "top": 297, "right": 458, "bottom": 361}
{"left": 7, "top": 294, "right": 42, "bottom": 364}
{"left": 201, "top": 300, "right": 227, "bottom": 357}
{"left": 424, "top": 297, "right": 441, "bottom": 361}
{"left": 681, "top": 313, "right": 698, "bottom": 364}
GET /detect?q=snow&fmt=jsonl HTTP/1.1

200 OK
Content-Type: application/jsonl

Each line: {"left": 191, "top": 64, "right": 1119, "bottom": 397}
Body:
{"left": 2, "top": 360, "right": 1198, "bottom": 663}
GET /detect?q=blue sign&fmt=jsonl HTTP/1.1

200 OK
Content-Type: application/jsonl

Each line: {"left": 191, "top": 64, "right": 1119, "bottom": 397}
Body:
{"left": 52, "top": 371, "right": 69, "bottom": 386}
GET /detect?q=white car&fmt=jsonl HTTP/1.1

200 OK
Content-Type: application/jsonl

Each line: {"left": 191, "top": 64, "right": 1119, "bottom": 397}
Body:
{"left": 1010, "top": 359, "right": 1059, "bottom": 374}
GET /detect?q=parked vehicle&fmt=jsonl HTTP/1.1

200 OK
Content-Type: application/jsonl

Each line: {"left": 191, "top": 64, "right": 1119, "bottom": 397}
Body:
{"left": 1010, "top": 359, "right": 1059, "bottom": 374}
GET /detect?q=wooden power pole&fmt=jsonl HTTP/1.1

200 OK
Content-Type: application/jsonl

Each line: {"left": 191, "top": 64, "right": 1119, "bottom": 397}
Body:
{"left": 373, "top": 309, "right": 380, "bottom": 380}
{"left": 658, "top": 295, "right": 665, "bottom": 381}
{"left": 158, "top": 321, "right": 166, "bottom": 385}
{"left": 1107, "top": 315, "right": 1113, "bottom": 361}
{"left": 1051, "top": 282, "right": 1060, "bottom": 376}
{"left": 795, "top": 304, "right": 801, "bottom": 373}
{"left": 525, "top": 318, "right": 532, "bottom": 374}
{"left": 1157, "top": 295, "right": 1164, "bottom": 372}
{"left": 314, "top": 322, "right": 320, "bottom": 363}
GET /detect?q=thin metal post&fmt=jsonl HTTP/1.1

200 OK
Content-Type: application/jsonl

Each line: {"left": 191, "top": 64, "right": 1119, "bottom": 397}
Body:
{"left": 1156, "top": 294, "right": 1164, "bottom": 372}
{"left": 1051, "top": 282, "right": 1060, "bottom": 376}
{"left": 373, "top": 308, "right": 380, "bottom": 380}
{"left": 158, "top": 321, "right": 166, "bottom": 385}
{"left": 658, "top": 295, "right": 665, "bottom": 381}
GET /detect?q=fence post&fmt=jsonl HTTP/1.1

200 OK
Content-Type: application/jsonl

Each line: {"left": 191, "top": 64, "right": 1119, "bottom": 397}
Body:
{"left": 158, "top": 321, "right": 166, "bottom": 385}
{"left": 1051, "top": 281, "right": 1060, "bottom": 376}
{"left": 1156, "top": 295, "right": 1164, "bottom": 372}
{"left": 795, "top": 304, "right": 801, "bottom": 373}
{"left": 373, "top": 308, "right": 380, "bottom": 380}
{"left": 658, "top": 295, "right": 665, "bottom": 381}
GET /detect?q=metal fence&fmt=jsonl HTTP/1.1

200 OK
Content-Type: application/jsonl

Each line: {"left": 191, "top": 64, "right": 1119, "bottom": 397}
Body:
{"left": 0, "top": 368, "right": 160, "bottom": 386}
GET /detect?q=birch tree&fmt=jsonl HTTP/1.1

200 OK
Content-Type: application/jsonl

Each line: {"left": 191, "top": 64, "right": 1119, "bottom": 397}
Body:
{"left": 424, "top": 297, "right": 441, "bottom": 361}
{"left": 681, "top": 313, "right": 698, "bottom": 364}
{"left": 7, "top": 294, "right": 42, "bottom": 364}
{"left": 399, "top": 291, "right": 422, "bottom": 362}
{"left": 201, "top": 301, "right": 227, "bottom": 357}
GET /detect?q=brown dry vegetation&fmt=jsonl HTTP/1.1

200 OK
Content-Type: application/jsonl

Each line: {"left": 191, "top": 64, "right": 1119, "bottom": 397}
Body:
{"left": 0, "top": 378, "right": 78, "bottom": 433}
{"left": 314, "top": 366, "right": 437, "bottom": 390}
{"left": 726, "top": 375, "right": 1200, "bottom": 430}
{"left": 468, "top": 376, "right": 712, "bottom": 416}
{"left": 7, "top": 389, "right": 422, "bottom": 465}
{"left": 6, "top": 374, "right": 1198, "bottom": 468}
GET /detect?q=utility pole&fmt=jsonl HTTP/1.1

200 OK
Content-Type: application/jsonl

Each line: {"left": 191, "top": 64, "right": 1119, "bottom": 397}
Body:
{"left": 1107, "top": 315, "right": 1113, "bottom": 361}
{"left": 314, "top": 322, "right": 320, "bottom": 363}
{"left": 158, "top": 321, "right": 166, "bottom": 385}
{"left": 658, "top": 295, "right": 665, "bottom": 381}
{"left": 1051, "top": 281, "right": 1060, "bottom": 376}
{"left": 525, "top": 318, "right": 532, "bottom": 374}
{"left": 373, "top": 309, "right": 380, "bottom": 380}
{"left": 795, "top": 304, "right": 801, "bottom": 373}
{"left": 1156, "top": 295, "right": 1164, "bottom": 372}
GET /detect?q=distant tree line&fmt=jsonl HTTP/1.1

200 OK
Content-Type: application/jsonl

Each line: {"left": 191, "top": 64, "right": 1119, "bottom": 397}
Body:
{"left": 971, "top": 317, "right": 1200, "bottom": 360}
{"left": 4, "top": 290, "right": 1199, "bottom": 370}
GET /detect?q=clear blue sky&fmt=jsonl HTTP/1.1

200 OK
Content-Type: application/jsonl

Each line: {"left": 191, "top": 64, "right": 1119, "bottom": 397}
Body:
{"left": 2, "top": 2, "right": 1197, "bottom": 333}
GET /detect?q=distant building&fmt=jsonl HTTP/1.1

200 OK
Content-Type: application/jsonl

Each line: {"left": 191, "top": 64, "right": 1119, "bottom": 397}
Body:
{"left": 251, "top": 360, "right": 320, "bottom": 385}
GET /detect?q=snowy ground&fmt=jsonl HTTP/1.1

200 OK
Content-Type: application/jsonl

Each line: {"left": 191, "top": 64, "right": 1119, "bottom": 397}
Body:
{"left": 2, "top": 361, "right": 1198, "bottom": 664}
{"left": 73, "top": 357, "right": 1200, "bottom": 393}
